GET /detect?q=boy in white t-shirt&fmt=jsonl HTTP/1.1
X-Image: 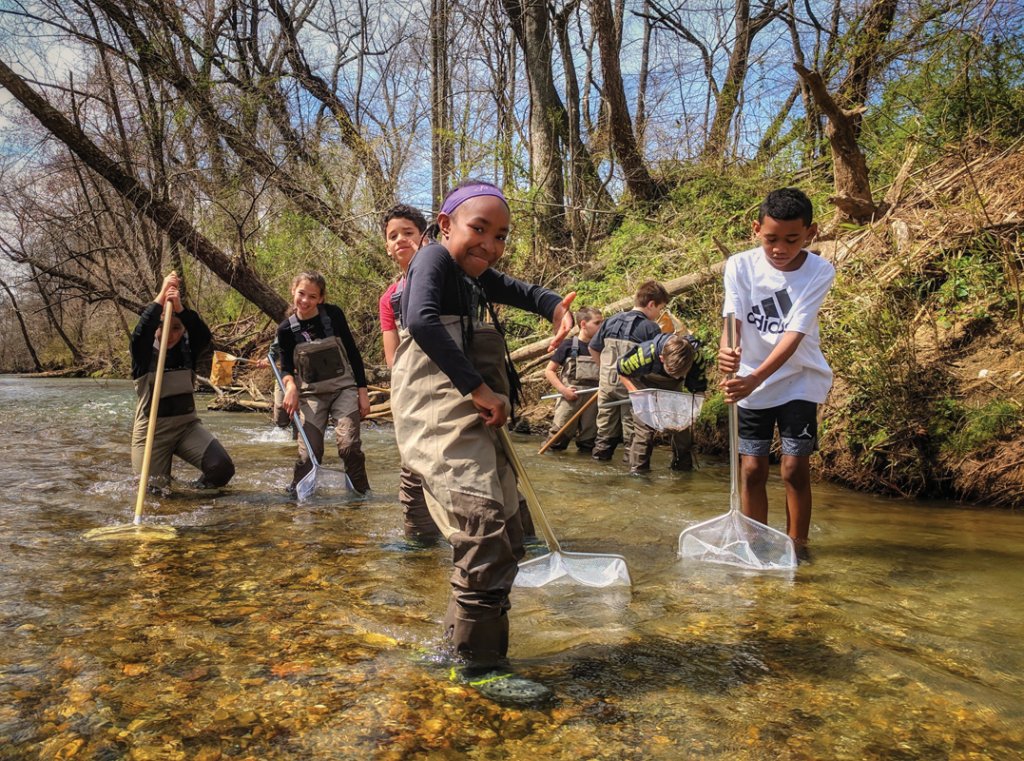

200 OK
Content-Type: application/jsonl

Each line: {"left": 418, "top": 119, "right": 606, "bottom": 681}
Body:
{"left": 718, "top": 188, "right": 834, "bottom": 559}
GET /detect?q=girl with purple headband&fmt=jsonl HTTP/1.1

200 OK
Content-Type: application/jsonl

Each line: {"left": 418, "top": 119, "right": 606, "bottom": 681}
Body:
{"left": 392, "top": 180, "right": 574, "bottom": 701}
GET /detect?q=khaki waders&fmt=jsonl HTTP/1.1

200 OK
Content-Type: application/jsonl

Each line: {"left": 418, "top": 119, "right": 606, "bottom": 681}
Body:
{"left": 392, "top": 316, "right": 529, "bottom": 668}
{"left": 627, "top": 372, "right": 695, "bottom": 472}
{"left": 592, "top": 337, "right": 638, "bottom": 460}
{"left": 547, "top": 338, "right": 599, "bottom": 450}
{"left": 132, "top": 367, "right": 233, "bottom": 488}
{"left": 291, "top": 329, "right": 369, "bottom": 494}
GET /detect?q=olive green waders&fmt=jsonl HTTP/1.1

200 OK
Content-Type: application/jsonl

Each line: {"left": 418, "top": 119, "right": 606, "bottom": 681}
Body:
{"left": 392, "top": 316, "right": 529, "bottom": 668}
{"left": 628, "top": 372, "right": 695, "bottom": 472}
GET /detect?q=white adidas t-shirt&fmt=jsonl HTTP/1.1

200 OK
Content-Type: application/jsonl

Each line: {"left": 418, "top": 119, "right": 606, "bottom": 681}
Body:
{"left": 722, "top": 247, "right": 835, "bottom": 409}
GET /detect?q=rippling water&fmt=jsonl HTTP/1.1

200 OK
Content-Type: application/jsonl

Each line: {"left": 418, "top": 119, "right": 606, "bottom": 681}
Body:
{"left": 0, "top": 376, "right": 1021, "bottom": 760}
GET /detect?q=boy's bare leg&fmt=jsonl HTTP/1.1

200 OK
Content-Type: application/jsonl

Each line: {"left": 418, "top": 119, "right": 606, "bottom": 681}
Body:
{"left": 739, "top": 454, "right": 770, "bottom": 524}
{"left": 780, "top": 455, "right": 812, "bottom": 545}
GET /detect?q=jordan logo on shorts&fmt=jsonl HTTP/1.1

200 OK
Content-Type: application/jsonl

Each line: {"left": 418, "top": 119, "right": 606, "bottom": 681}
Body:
{"left": 798, "top": 424, "right": 813, "bottom": 438}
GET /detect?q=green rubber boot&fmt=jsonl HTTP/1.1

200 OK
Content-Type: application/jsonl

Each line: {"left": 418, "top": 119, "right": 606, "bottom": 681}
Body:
{"left": 450, "top": 666, "right": 554, "bottom": 706}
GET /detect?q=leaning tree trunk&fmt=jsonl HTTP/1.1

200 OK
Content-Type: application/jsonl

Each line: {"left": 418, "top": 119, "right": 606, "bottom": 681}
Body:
{"left": 792, "top": 0, "right": 898, "bottom": 224}
{"left": 30, "top": 266, "right": 84, "bottom": 364}
{"left": 0, "top": 59, "right": 289, "bottom": 322}
{"left": 0, "top": 277, "right": 43, "bottom": 372}
{"left": 794, "top": 63, "right": 879, "bottom": 224}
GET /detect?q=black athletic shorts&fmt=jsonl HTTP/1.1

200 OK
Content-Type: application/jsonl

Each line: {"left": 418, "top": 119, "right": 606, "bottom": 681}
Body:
{"left": 737, "top": 399, "right": 818, "bottom": 457}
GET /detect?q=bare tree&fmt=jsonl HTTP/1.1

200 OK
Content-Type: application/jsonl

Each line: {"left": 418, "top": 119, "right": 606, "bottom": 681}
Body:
{"left": 0, "top": 58, "right": 290, "bottom": 320}
{"left": 591, "top": 0, "right": 663, "bottom": 202}
{"left": 0, "top": 277, "right": 43, "bottom": 372}
{"left": 794, "top": 0, "right": 899, "bottom": 223}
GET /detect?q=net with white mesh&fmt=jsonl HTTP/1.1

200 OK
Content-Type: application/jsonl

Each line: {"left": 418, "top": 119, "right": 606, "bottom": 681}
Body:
{"left": 629, "top": 388, "right": 704, "bottom": 431}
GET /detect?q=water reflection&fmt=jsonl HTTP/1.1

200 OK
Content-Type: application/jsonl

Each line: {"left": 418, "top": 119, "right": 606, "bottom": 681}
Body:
{"left": 0, "top": 376, "right": 1022, "bottom": 759}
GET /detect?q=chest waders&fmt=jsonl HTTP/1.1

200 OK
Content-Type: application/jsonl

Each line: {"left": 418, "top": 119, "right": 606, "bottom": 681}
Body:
{"left": 627, "top": 370, "right": 695, "bottom": 472}
{"left": 288, "top": 308, "right": 369, "bottom": 493}
{"left": 548, "top": 338, "right": 600, "bottom": 450}
{"left": 132, "top": 345, "right": 217, "bottom": 487}
{"left": 392, "top": 309, "right": 527, "bottom": 669}
{"left": 593, "top": 324, "right": 645, "bottom": 459}
{"left": 387, "top": 283, "right": 440, "bottom": 540}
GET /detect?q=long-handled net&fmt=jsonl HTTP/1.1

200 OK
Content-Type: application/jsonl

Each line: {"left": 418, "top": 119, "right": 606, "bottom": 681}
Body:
{"left": 497, "top": 427, "right": 631, "bottom": 588}
{"left": 269, "top": 355, "right": 354, "bottom": 501}
{"left": 209, "top": 350, "right": 240, "bottom": 387}
{"left": 85, "top": 299, "right": 177, "bottom": 542}
{"left": 677, "top": 314, "right": 797, "bottom": 571}
{"left": 629, "top": 388, "right": 705, "bottom": 431}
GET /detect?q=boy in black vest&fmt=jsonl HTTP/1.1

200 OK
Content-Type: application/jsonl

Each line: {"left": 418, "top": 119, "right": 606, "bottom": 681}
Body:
{"left": 588, "top": 281, "right": 668, "bottom": 462}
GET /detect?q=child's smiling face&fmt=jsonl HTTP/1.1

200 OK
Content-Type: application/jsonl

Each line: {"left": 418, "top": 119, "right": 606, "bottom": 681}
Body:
{"left": 385, "top": 217, "right": 422, "bottom": 273}
{"left": 440, "top": 195, "right": 510, "bottom": 279}
{"left": 291, "top": 278, "right": 324, "bottom": 320}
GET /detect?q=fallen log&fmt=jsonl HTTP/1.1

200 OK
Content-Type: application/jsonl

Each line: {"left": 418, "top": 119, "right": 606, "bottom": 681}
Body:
{"left": 509, "top": 262, "right": 728, "bottom": 365}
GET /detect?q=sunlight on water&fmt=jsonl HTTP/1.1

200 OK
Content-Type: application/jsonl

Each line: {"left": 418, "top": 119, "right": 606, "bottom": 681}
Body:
{"left": 0, "top": 376, "right": 1022, "bottom": 759}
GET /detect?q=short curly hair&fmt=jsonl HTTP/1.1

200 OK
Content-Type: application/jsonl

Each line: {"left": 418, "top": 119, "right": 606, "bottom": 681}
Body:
{"left": 381, "top": 204, "right": 428, "bottom": 236}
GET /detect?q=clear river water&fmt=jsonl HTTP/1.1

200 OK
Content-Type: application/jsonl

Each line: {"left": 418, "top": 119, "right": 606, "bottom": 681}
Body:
{"left": 0, "top": 377, "right": 1021, "bottom": 760}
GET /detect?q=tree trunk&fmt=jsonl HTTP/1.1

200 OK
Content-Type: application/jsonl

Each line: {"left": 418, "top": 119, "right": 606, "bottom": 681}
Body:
{"left": 636, "top": 0, "right": 652, "bottom": 153}
{"left": 503, "top": 0, "right": 570, "bottom": 249}
{"left": 431, "top": 0, "right": 454, "bottom": 209}
{"left": 793, "top": 62, "right": 878, "bottom": 223}
{"left": 0, "top": 277, "right": 43, "bottom": 372}
{"left": 590, "top": 0, "right": 662, "bottom": 202}
{"left": 30, "top": 266, "right": 84, "bottom": 364}
{"left": 701, "top": 0, "right": 779, "bottom": 161}
{"left": 0, "top": 58, "right": 289, "bottom": 321}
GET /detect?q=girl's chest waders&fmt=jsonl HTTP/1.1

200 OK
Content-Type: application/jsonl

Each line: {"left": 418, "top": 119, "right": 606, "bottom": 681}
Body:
{"left": 289, "top": 307, "right": 356, "bottom": 396}
{"left": 133, "top": 367, "right": 198, "bottom": 443}
{"left": 391, "top": 315, "right": 518, "bottom": 540}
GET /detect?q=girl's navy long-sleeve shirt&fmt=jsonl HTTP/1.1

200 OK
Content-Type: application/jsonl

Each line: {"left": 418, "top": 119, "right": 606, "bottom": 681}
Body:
{"left": 275, "top": 303, "right": 368, "bottom": 388}
{"left": 401, "top": 243, "right": 562, "bottom": 395}
{"left": 130, "top": 302, "right": 211, "bottom": 379}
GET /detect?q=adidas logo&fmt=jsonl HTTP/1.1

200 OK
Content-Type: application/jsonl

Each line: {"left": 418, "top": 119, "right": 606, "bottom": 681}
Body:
{"left": 747, "top": 289, "right": 792, "bottom": 335}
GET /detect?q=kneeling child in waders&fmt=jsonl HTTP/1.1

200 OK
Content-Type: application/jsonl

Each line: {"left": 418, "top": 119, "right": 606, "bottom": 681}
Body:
{"left": 392, "top": 180, "right": 573, "bottom": 701}
{"left": 617, "top": 331, "right": 707, "bottom": 473}
{"left": 129, "top": 273, "right": 235, "bottom": 490}
{"left": 277, "top": 271, "right": 372, "bottom": 495}
{"left": 543, "top": 306, "right": 603, "bottom": 451}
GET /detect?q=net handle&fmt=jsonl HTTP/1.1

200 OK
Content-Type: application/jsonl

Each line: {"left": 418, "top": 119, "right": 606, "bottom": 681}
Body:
{"left": 725, "top": 313, "right": 741, "bottom": 513}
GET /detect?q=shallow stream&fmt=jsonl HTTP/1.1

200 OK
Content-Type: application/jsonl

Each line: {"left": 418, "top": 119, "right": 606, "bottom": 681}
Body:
{"left": 0, "top": 377, "right": 1021, "bottom": 760}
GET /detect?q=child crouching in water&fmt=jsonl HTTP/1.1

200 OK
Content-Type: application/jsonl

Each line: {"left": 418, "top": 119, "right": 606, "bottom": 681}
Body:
{"left": 277, "top": 271, "right": 372, "bottom": 495}
{"left": 130, "top": 273, "right": 235, "bottom": 490}
{"left": 392, "top": 180, "right": 573, "bottom": 699}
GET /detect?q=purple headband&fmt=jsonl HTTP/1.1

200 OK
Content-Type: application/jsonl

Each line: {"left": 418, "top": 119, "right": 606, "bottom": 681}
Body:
{"left": 439, "top": 184, "right": 509, "bottom": 217}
